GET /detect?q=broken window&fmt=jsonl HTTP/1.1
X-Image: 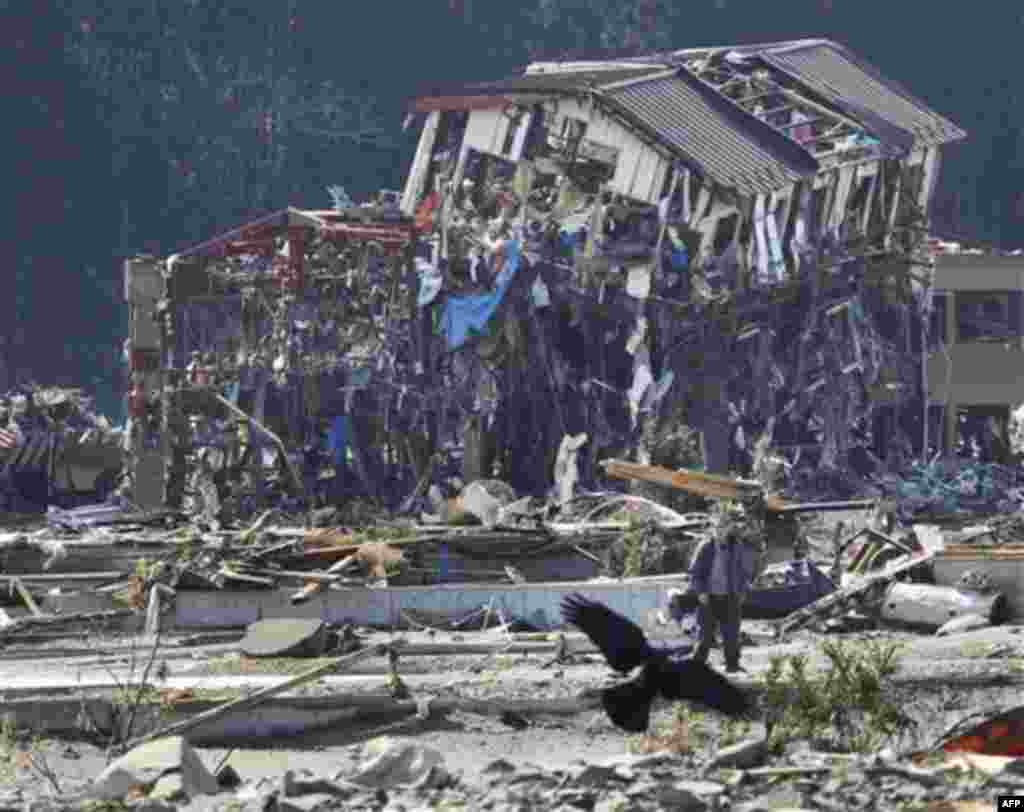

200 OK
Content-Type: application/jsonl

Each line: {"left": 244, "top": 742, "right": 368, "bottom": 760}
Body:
{"left": 956, "top": 291, "right": 1021, "bottom": 342}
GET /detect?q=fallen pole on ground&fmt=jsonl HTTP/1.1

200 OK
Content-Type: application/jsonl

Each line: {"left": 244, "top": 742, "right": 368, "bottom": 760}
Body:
{"left": 121, "top": 641, "right": 398, "bottom": 749}
{"left": 0, "top": 609, "right": 136, "bottom": 643}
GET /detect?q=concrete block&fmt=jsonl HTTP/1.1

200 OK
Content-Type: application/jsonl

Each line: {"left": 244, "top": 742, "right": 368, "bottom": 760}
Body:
{"left": 91, "top": 736, "right": 219, "bottom": 801}
{"left": 241, "top": 618, "right": 327, "bottom": 658}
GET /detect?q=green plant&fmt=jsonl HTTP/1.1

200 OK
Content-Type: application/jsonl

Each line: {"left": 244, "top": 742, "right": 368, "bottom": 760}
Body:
{"left": 761, "top": 639, "right": 913, "bottom": 754}
{"left": 718, "top": 716, "right": 753, "bottom": 748}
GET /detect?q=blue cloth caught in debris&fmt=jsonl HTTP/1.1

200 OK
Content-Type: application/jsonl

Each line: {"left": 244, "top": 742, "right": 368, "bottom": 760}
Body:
{"left": 668, "top": 246, "right": 689, "bottom": 271}
{"left": 441, "top": 240, "right": 521, "bottom": 350}
{"left": 326, "top": 415, "right": 350, "bottom": 468}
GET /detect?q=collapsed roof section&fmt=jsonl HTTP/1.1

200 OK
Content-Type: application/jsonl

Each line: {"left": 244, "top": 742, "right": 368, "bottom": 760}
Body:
{"left": 410, "top": 38, "right": 965, "bottom": 198}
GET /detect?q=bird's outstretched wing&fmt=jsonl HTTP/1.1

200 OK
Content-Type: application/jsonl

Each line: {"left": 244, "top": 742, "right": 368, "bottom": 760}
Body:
{"left": 600, "top": 670, "right": 658, "bottom": 733}
{"left": 560, "top": 593, "right": 653, "bottom": 673}
{"left": 654, "top": 657, "right": 752, "bottom": 718}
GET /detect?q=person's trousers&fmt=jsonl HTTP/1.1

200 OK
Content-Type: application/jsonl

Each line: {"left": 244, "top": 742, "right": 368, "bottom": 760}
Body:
{"left": 694, "top": 593, "right": 742, "bottom": 668}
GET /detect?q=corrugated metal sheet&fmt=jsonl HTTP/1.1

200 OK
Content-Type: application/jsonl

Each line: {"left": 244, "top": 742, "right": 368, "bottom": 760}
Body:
{"left": 762, "top": 42, "right": 966, "bottom": 148}
{"left": 605, "top": 74, "right": 818, "bottom": 197}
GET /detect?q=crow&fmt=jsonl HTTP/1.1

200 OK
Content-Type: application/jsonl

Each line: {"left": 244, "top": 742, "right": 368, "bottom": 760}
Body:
{"left": 561, "top": 592, "right": 752, "bottom": 733}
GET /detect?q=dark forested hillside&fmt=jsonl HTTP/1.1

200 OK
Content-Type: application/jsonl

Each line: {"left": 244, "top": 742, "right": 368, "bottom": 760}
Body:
{"left": 0, "top": 0, "right": 1014, "bottom": 414}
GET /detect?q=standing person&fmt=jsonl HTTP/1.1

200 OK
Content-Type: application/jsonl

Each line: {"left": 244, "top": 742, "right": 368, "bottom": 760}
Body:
{"left": 689, "top": 505, "right": 761, "bottom": 673}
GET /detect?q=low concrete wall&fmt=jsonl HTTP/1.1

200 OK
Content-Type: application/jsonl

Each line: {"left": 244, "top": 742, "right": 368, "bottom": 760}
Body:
{"left": 172, "top": 576, "right": 689, "bottom": 631}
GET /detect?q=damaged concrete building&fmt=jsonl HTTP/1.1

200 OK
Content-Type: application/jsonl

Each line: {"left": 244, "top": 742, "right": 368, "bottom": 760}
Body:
{"left": 927, "top": 252, "right": 1024, "bottom": 463}
{"left": 124, "top": 38, "right": 968, "bottom": 518}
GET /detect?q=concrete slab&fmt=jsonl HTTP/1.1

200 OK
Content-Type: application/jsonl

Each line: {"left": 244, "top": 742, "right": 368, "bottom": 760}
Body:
{"left": 241, "top": 618, "right": 327, "bottom": 658}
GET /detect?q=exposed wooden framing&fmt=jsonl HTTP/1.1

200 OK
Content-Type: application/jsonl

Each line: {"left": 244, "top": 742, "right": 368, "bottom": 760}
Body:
{"left": 690, "top": 185, "right": 713, "bottom": 229}
{"left": 884, "top": 168, "right": 904, "bottom": 250}
{"left": 400, "top": 111, "right": 441, "bottom": 216}
{"left": 776, "top": 88, "right": 863, "bottom": 135}
{"left": 755, "top": 104, "right": 798, "bottom": 118}
{"left": 777, "top": 115, "right": 831, "bottom": 133}
{"left": 918, "top": 146, "right": 942, "bottom": 215}
{"left": 829, "top": 164, "right": 856, "bottom": 231}
{"left": 775, "top": 188, "right": 795, "bottom": 278}
{"left": 652, "top": 168, "right": 682, "bottom": 274}
{"left": 859, "top": 166, "right": 879, "bottom": 235}
{"left": 801, "top": 124, "right": 856, "bottom": 146}
{"left": 813, "top": 169, "right": 835, "bottom": 191}
{"left": 820, "top": 170, "right": 839, "bottom": 234}
{"left": 734, "top": 90, "right": 780, "bottom": 106}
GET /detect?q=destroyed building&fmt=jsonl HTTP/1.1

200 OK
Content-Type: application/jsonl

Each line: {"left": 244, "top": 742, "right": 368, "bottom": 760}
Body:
{"left": 124, "top": 38, "right": 968, "bottom": 518}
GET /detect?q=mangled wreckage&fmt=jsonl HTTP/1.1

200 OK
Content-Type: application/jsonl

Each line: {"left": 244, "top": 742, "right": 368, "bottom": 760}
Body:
{"left": 122, "top": 38, "right": 968, "bottom": 533}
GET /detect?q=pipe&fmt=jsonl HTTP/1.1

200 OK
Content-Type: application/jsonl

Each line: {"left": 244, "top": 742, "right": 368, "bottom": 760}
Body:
{"left": 775, "top": 499, "right": 876, "bottom": 515}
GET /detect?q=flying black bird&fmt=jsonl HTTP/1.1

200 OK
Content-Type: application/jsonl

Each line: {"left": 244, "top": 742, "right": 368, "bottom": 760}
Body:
{"left": 561, "top": 592, "right": 752, "bottom": 733}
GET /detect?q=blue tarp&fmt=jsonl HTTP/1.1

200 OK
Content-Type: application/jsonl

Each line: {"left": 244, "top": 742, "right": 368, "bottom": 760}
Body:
{"left": 326, "top": 415, "right": 350, "bottom": 468}
{"left": 669, "top": 559, "right": 836, "bottom": 624}
{"left": 441, "top": 240, "right": 521, "bottom": 350}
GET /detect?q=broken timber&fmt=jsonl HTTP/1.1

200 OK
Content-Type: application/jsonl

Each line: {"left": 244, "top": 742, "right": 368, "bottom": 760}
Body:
{"left": 775, "top": 550, "right": 937, "bottom": 639}
{"left": 601, "top": 460, "right": 874, "bottom": 515}
{"left": 601, "top": 460, "right": 782, "bottom": 508}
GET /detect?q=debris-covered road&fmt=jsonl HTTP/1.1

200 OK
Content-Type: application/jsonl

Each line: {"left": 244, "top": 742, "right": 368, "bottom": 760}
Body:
{"left": 0, "top": 624, "right": 1023, "bottom": 810}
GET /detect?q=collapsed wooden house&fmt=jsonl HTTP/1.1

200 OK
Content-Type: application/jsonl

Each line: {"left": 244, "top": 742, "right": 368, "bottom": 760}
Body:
{"left": 402, "top": 38, "right": 966, "bottom": 486}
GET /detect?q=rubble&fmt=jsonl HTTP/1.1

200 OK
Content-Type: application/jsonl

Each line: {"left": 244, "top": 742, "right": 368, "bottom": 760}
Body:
{"left": 91, "top": 736, "right": 219, "bottom": 801}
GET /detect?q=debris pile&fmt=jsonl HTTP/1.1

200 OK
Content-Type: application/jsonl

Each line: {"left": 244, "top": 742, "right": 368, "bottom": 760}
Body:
{"left": 877, "top": 459, "right": 1024, "bottom": 520}
{"left": 0, "top": 385, "right": 122, "bottom": 512}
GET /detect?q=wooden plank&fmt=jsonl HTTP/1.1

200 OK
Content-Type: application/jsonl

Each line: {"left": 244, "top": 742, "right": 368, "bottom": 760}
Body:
{"left": 600, "top": 459, "right": 787, "bottom": 510}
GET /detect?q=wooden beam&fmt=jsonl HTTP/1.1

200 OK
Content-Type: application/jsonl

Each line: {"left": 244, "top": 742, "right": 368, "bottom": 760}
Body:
{"left": 599, "top": 459, "right": 790, "bottom": 511}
